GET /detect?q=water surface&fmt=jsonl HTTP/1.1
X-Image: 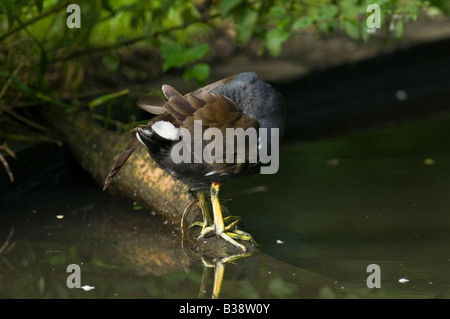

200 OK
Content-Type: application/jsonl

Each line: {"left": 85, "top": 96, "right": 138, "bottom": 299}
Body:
{"left": 1, "top": 111, "right": 450, "bottom": 298}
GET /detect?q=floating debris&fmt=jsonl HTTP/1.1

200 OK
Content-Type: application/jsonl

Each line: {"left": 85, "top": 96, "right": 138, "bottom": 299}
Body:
{"left": 424, "top": 158, "right": 435, "bottom": 165}
{"left": 327, "top": 159, "right": 339, "bottom": 167}
{"left": 398, "top": 278, "right": 409, "bottom": 284}
{"left": 276, "top": 239, "right": 284, "bottom": 244}
{"left": 395, "top": 90, "right": 408, "bottom": 101}
{"left": 56, "top": 215, "right": 64, "bottom": 219}
{"left": 80, "top": 285, "right": 95, "bottom": 291}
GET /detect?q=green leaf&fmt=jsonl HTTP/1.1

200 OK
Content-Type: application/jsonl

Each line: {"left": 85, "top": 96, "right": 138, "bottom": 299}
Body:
{"left": 319, "top": 4, "right": 339, "bottom": 20}
{"left": 181, "top": 5, "right": 197, "bottom": 21}
{"left": 344, "top": 20, "right": 360, "bottom": 40}
{"left": 340, "top": 0, "right": 360, "bottom": 20}
{"left": 269, "top": 5, "right": 291, "bottom": 28}
{"left": 0, "top": 0, "right": 14, "bottom": 27}
{"left": 100, "top": 0, "right": 115, "bottom": 14}
{"left": 102, "top": 52, "right": 120, "bottom": 73}
{"left": 88, "top": 89, "right": 130, "bottom": 109}
{"left": 187, "top": 44, "right": 210, "bottom": 61}
{"left": 361, "top": 25, "right": 371, "bottom": 42}
{"left": 315, "top": 4, "right": 340, "bottom": 33}
{"left": 160, "top": 44, "right": 210, "bottom": 72}
{"left": 265, "top": 27, "right": 289, "bottom": 57}
{"left": 160, "top": 44, "right": 187, "bottom": 71}
{"left": 183, "top": 63, "right": 210, "bottom": 83}
{"left": 218, "top": 0, "right": 242, "bottom": 16}
{"left": 426, "top": 6, "right": 442, "bottom": 16}
{"left": 269, "top": 5, "right": 286, "bottom": 17}
{"left": 235, "top": 8, "right": 257, "bottom": 43}
{"left": 33, "top": 0, "right": 44, "bottom": 13}
{"left": 292, "top": 16, "right": 313, "bottom": 31}
{"left": 395, "top": 20, "right": 404, "bottom": 39}
{"left": 35, "top": 93, "right": 77, "bottom": 112}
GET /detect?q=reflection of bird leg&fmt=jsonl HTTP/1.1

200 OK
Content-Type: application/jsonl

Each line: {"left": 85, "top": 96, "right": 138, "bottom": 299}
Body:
{"left": 212, "top": 262, "right": 225, "bottom": 300}
{"left": 200, "top": 252, "right": 252, "bottom": 299}
{"left": 198, "top": 264, "right": 213, "bottom": 299}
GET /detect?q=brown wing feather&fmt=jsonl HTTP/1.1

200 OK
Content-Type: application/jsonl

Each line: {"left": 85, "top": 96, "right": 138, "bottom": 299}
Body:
{"left": 183, "top": 90, "right": 260, "bottom": 176}
{"left": 137, "top": 95, "right": 166, "bottom": 114}
{"left": 161, "top": 85, "right": 198, "bottom": 123}
{"left": 209, "top": 112, "right": 260, "bottom": 176}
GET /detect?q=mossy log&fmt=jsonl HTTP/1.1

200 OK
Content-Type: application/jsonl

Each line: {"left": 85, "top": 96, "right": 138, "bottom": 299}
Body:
{"left": 44, "top": 108, "right": 192, "bottom": 224}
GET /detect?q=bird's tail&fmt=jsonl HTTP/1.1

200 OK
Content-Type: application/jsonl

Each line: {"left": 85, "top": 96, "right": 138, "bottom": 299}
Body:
{"left": 103, "top": 136, "right": 141, "bottom": 191}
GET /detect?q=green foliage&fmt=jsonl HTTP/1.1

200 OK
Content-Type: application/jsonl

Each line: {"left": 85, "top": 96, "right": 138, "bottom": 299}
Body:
{"left": 265, "top": 28, "right": 290, "bottom": 57}
{"left": 292, "top": 16, "right": 313, "bottom": 31}
{"left": 344, "top": 19, "right": 360, "bottom": 40}
{"left": 0, "top": 0, "right": 448, "bottom": 116}
{"left": 234, "top": 6, "right": 258, "bottom": 43}
{"left": 160, "top": 43, "right": 211, "bottom": 81}
{"left": 0, "top": 0, "right": 14, "bottom": 27}
{"left": 218, "top": 0, "right": 243, "bottom": 16}
{"left": 88, "top": 89, "right": 130, "bottom": 110}
{"left": 182, "top": 62, "right": 210, "bottom": 84}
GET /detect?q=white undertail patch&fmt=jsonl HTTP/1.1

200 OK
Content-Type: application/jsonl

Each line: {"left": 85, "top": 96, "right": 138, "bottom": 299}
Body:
{"left": 151, "top": 121, "right": 180, "bottom": 141}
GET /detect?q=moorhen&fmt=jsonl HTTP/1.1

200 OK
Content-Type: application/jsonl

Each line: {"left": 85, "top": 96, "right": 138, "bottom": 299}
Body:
{"left": 103, "top": 72, "right": 285, "bottom": 251}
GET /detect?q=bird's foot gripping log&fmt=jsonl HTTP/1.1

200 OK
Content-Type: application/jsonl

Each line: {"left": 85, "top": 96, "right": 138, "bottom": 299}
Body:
{"left": 191, "top": 183, "right": 257, "bottom": 252}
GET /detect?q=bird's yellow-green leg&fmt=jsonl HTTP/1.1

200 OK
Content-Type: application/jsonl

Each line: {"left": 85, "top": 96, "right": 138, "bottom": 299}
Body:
{"left": 211, "top": 184, "right": 258, "bottom": 246}
{"left": 194, "top": 187, "right": 222, "bottom": 237}
{"left": 190, "top": 189, "right": 214, "bottom": 232}
{"left": 209, "top": 182, "right": 249, "bottom": 252}
{"left": 194, "top": 183, "right": 257, "bottom": 250}
{"left": 192, "top": 189, "right": 213, "bottom": 233}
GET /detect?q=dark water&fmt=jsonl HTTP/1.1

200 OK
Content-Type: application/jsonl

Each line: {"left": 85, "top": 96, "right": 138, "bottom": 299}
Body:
{"left": 1, "top": 111, "right": 450, "bottom": 299}
{"left": 226, "top": 110, "right": 450, "bottom": 298}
